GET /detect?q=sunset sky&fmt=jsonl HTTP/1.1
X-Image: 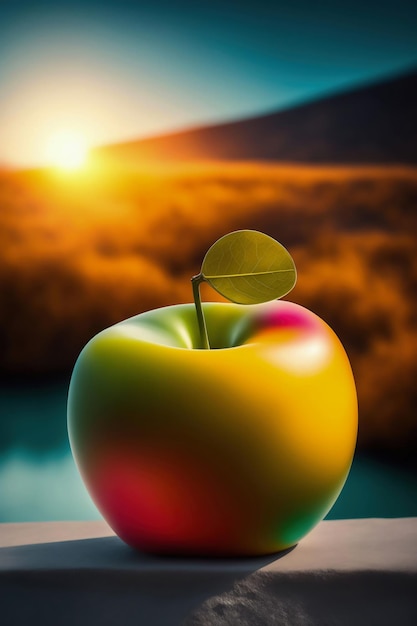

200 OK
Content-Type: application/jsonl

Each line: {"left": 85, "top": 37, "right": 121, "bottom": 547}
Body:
{"left": 1, "top": 0, "right": 417, "bottom": 167}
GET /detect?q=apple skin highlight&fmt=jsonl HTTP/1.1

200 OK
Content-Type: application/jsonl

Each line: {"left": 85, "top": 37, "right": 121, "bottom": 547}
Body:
{"left": 67, "top": 301, "right": 357, "bottom": 556}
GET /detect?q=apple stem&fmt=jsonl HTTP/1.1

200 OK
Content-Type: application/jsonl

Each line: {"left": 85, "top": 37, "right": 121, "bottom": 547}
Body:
{"left": 191, "top": 273, "right": 210, "bottom": 349}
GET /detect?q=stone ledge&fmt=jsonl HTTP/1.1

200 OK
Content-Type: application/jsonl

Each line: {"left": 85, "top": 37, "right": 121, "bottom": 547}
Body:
{"left": 1, "top": 518, "right": 416, "bottom": 625}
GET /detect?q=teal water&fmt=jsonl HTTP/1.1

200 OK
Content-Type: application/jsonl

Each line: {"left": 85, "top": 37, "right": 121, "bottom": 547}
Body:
{"left": 1, "top": 383, "right": 416, "bottom": 523}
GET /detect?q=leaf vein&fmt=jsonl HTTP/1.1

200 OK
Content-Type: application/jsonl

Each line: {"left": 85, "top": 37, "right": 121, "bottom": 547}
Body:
{"left": 205, "top": 269, "right": 294, "bottom": 279}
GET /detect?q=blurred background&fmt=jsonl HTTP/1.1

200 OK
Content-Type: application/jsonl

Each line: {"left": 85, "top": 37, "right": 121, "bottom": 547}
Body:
{"left": 1, "top": 0, "right": 417, "bottom": 523}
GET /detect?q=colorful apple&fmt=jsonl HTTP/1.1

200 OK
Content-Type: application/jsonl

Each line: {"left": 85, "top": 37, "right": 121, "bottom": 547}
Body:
{"left": 67, "top": 299, "right": 357, "bottom": 556}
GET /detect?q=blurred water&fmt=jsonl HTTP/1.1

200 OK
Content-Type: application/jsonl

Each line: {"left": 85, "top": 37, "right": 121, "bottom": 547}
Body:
{"left": 0, "top": 381, "right": 100, "bottom": 522}
{"left": 0, "top": 383, "right": 416, "bottom": 523}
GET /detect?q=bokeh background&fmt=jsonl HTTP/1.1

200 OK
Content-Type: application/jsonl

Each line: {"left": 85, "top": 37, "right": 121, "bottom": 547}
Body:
{"left": 1, "top": 0, "right": 417, "bottom": 522}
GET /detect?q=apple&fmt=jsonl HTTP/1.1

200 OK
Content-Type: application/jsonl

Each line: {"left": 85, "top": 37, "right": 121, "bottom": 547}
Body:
{"left": 67, "top": 299, "right": 357, "bottom": 556}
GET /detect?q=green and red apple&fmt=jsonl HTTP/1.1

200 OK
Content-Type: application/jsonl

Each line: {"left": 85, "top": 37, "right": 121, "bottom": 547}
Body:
{"left": 67, "top": 295, "right": 357, "bottom": 555}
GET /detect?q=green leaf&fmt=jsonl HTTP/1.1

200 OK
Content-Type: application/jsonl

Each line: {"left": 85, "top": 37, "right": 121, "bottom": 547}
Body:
{"left": 201, "top": 230, "right": 297, "bottom": 305}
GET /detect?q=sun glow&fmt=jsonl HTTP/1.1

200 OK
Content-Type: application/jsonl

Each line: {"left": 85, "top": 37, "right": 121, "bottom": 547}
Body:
{"left": 45, "top": 130, "right": 88, "bottom": 170}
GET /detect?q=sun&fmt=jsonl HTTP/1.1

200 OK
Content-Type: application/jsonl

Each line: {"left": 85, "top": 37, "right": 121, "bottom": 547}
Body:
{"left": 45, "top": 130, "right": 88, "bottom": 170}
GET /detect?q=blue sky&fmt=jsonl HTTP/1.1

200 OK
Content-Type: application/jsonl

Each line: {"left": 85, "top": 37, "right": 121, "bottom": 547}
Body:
{"left": 1, "top": 0, "right": 416, "bottom": 165}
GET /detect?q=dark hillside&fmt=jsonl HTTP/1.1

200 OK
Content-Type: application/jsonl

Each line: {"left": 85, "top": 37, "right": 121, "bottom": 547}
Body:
{"left": 94, "top": 70, "right": 417, "bottom": 165}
